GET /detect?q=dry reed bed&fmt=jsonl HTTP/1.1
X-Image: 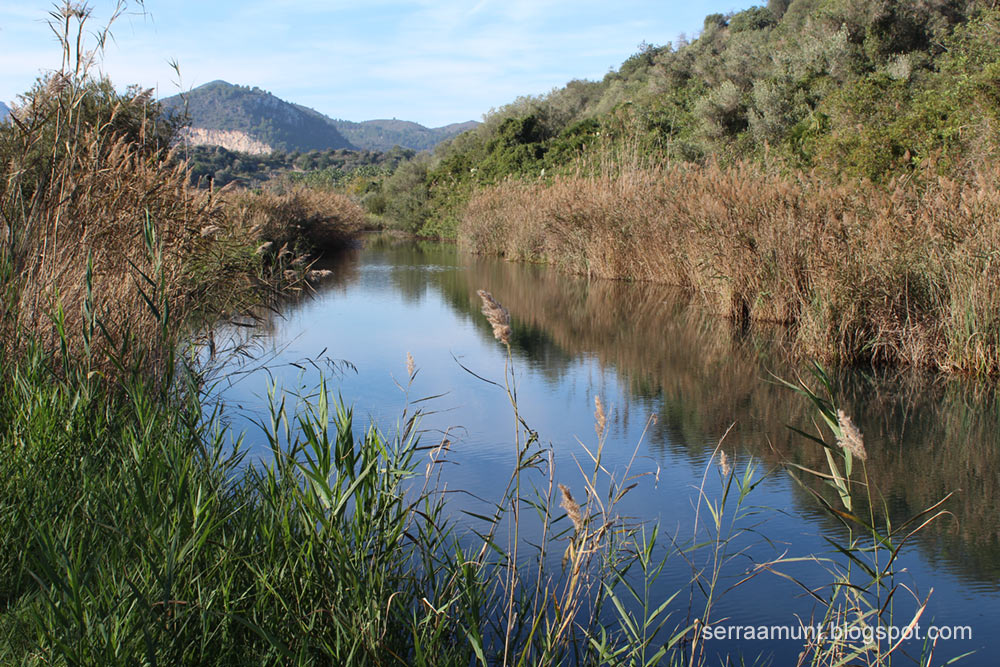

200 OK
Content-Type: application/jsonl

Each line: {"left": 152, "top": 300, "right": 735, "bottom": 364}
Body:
{"left": 460, "top": 162, "right": 1000, "bottom": 374}
{"left": 222, "top": 184, "right": 365, "bottom": 251}
{"left": 3, "top": 116, "right": 212, "bottom": 366}
{"left": 1, "top": 83, "right": 363, "bottom": 372}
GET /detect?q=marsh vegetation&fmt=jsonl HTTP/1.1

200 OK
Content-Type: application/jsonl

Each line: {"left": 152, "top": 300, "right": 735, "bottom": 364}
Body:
{"left": 0, "top": 1, "right": 992, "bottom": 665}
{"left": 368, "top": 1, "right": 1000, "bottom": 377}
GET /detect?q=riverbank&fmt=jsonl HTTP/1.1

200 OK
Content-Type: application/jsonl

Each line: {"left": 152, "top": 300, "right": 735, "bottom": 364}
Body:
{"left": 459, "top": 159, "right": 1000, "bottom": 376}
{"left": 191, "top": 237, "right": 987, "bottom": 665}
{"left": 0, "top": 4, "right": 975, "bottom": 664}
{"left": 1, "top": 75, "right": 364, "bottom": 378}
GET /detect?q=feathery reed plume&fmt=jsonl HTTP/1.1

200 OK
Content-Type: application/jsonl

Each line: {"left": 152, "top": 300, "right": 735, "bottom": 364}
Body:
{"left": 594, "top": 395, "right": 607, "bottom": 438}
{"left": 836, "top": 409, "right": 867, "bottom": 461}
{"left": 477, "top": 289, "right": 512, "bottom": 345}
{"left": 558, "top": 483, "right": 584, "bottom": 533}
{"left": 718, "top": 451, "right": 731, "bottom": 477}
{"left": 406, "top": 351, "right": 415, "bottom": 378}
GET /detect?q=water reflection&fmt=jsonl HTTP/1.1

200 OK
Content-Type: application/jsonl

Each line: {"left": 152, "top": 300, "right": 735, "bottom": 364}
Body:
{"left": 335, "top": 236, "right": 1000, "bottom": 589}
{"left": 211, "top": 235, "right": 998, "bottom": 665}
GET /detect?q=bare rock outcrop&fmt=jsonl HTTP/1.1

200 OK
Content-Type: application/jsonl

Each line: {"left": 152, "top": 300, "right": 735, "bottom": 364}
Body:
{"left": 179, "top": 127, "right": 272, "bottom": 154}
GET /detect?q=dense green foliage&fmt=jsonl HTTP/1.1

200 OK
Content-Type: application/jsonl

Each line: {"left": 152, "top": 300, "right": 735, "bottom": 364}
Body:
{"left": 379, "top": 0, "right": 1000, "bottom": 236}
{"left": 0, "top": 344, "right": 472, "bottom": 664}
{"left": 182, "top": 143, "right": 415, "bottom": 189}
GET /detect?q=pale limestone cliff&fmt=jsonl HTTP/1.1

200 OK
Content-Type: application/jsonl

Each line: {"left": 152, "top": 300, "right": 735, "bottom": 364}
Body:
{"left": 179, "top": 127, "right": 272, "bottom": 155}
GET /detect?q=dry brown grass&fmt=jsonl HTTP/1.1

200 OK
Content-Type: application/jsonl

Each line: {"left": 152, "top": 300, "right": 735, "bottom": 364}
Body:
{"left": 1, "top": 125, "right": 365, "bottom": 371}
{"left": 460, "top": 160, "right": 1000, "bottom": 374}
{"left": 222, "top": 183, "right": 365, "bottom": 252}
{"left": 2, "top": 94, "right": 218, "bottom": 368}
{"left": 0, "top": 4, "right": 363, "bottom": 373}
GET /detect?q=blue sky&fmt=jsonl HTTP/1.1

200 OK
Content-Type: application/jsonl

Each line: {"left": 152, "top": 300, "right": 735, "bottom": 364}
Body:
{"left": 1, "top": 1, "right": 753, "bottom": 127}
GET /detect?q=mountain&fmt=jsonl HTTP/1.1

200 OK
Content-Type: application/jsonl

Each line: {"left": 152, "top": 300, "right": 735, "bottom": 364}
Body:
{"left": 0, "top": 102, "right": 10, "bottom": 123}
{"left": 331, "top": 118, "right": 480, "bottom": 152}
{"left": 160, "top": 81, "right": 356, "bottom": 154}
{"left": 160, "top": 81, "right": 478, "bottom": 154}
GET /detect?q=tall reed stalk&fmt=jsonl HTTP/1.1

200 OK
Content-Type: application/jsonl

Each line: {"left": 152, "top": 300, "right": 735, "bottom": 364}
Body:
{"left": 767, "top": 364, "right": 955, "bottom": 666}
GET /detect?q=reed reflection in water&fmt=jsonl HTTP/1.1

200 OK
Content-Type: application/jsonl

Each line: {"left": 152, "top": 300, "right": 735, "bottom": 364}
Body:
{"left": 369, "top": 237, "right": 1000, "bottom": 589}
{"left": 212, "top": 236, "right": 999, "bottom": 663}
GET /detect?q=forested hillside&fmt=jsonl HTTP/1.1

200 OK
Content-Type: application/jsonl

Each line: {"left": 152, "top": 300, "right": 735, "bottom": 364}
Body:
{"left": 161, "top": 80, "right": 478, "bottom": 153}
{"left": 378, "top": 0, "right": 1000, "bottom": 237}
{"left": 332, "top": 118, "right": 480, "bottom": 152}
{"left": 182, "top": 143, "right": 415, "bottom": 190}
{"left": 370, "top": 0, "right": 1000, "bottom": 375}
{"left": 161, "top": 81, "right": 357, "bottom": 152}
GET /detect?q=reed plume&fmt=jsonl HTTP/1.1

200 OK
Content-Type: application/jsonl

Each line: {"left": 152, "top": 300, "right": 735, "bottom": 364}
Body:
{"left": 836, "top": 409, "right": 868, "bottom": 461}
{"left": 477, "top": 289, "right": 512, "bottom": 345}
{"left": 594, "top": 395, "right": 607, "bottom": 438}
{"left": 558, "top": 483, "right": 584, "bottom": 533}
{"left": 718, "top": 451, "right": 731, "bottom": 477}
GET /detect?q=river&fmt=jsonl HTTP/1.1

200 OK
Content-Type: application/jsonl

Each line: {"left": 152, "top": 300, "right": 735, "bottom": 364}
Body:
{"left": 208, "top": 236, "right": 999, "bottom": 665}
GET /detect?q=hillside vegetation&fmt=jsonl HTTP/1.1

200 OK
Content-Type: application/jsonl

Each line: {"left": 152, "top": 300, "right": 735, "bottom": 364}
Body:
{"left": 384, "top": 0, "right": 1000, "bottom": 235}
{"left": 375, "top": 0, "right": 1000, "bottom": 375}
{"left": 182, "top": 144, "right": 415, "bottom": 190}
{"left": 161, "top": 80, "right": 357, "bottom": 152}
{"left": 333, "top": 118, "right": 480, "bottom": 152}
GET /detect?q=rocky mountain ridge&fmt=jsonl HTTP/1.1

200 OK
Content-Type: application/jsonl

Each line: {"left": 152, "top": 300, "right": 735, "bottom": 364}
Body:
{"left": 161, "top": 81, "right": 478, "bottom": 154}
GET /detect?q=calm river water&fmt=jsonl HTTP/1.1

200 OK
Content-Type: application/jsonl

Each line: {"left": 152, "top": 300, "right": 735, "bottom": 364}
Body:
{"left": 211, "top": 236, "right": 999, "bottom": 665}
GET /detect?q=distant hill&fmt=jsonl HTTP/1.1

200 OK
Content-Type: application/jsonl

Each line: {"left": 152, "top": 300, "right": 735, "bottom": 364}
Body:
{"left": 0, "top": 102, "right": 10, "bottom": 123}
{"left": 160, "top": 81, "right": 356, "bottom": 153}
{"left": 160, "top": 81, "right": 478, "bottom": 154}
{"left": 331, "top": 118, "right": 480, "bottom": 152}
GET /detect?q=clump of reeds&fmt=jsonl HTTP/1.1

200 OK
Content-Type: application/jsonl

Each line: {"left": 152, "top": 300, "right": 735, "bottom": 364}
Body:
{"left": 1, "top": 85, "right": 209, "bottom": 369}
{"left": 0, "top": 3, "right": 365, "bottom": 376}
{"left": 459, "top": 154, "right": 1000, "bottom": 376}
{"left": 0, "top": 3, "right": 235, "bottom": 372}
{"left": 221, "top": 182, "right": 365, "bottom": 252}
